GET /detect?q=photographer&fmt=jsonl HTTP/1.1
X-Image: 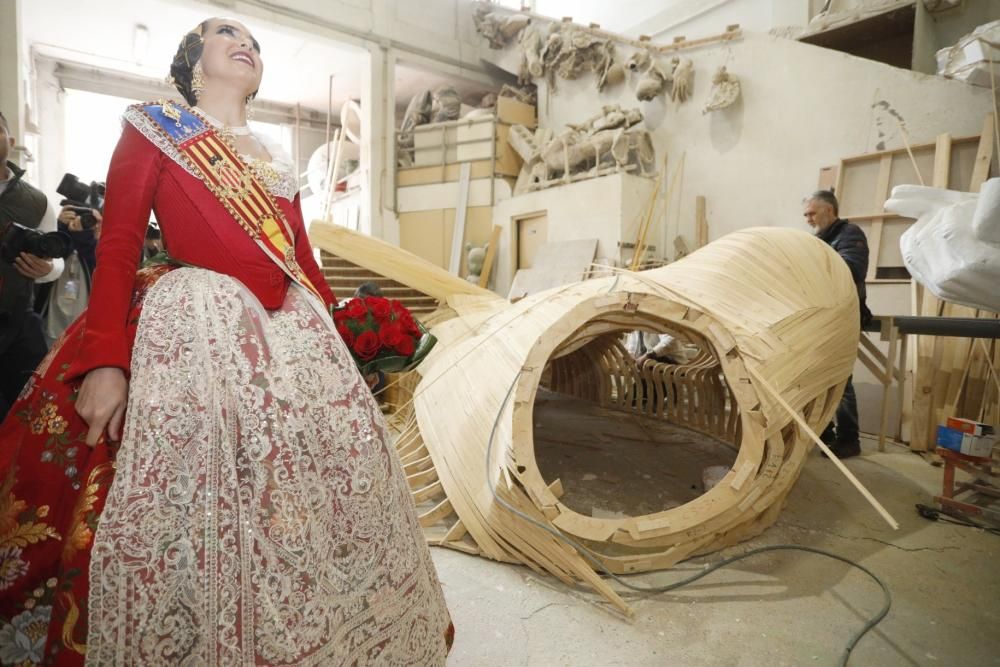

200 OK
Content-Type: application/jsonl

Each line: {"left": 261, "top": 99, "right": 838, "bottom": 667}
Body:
{"left": 36, "top": 204, "right": 102, "bottom": 341}
{"left": 0, "top": 110, "right": 65, "bottom": 419}
{"left": 58, "top": 203, "right": 101, "bottom": 274}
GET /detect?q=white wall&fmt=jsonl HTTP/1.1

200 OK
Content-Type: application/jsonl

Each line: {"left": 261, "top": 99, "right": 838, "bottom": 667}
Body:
{"left": 623, "top": 0, "right": 811, "bottom": 41}
{"left": 525, "top": 32, "right": 992, "bottom": 249}
{"left": 491, "top": 173, "right": 657, "bottom": 294}
{"left": 32, "top": 56, "right": 65, "bottom": 196}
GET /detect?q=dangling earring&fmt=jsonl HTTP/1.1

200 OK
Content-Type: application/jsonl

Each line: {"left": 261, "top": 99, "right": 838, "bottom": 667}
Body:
{"left": 191, "top": 61, "right": 206, "bottom": 101}
{"left": 245, "top": 95, "right": 255, "bottom": 122}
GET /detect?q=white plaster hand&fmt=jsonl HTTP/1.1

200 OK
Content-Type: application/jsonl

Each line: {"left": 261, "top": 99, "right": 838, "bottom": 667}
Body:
{"left": 887, "top": 178, "right": 1000, "bottom": 311}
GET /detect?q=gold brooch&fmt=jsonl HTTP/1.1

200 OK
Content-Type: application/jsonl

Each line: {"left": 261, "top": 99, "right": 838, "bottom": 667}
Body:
{"left": 161, "top": 100, "right": 183, "bottom": 128}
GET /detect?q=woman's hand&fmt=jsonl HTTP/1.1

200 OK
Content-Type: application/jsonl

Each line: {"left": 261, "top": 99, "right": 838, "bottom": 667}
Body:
{"left": 75, "top": 367, "right": 128, "bottom": 446}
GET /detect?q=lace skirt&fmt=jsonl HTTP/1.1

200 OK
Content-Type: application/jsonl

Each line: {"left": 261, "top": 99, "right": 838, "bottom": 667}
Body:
{"left": 0, "top": 267, "right": 452, "bottom": 666}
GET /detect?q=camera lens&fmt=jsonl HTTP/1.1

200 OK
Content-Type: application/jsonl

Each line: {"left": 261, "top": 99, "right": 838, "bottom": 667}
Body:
{"left": 28, "top": 231, "right": 73, "bottom": 259}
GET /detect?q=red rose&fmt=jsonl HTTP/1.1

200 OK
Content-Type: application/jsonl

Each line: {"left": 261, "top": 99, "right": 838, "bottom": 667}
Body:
{"left": 336, "top": 323, "right": 355, "bottom": 348}
{"left": 333, "top": 308, "right": 350, "bottom": 324}
{"left": 353, "top": 330, "right": 380, "bottom": 361}
{"left": 379, "top": 320, "right": 404, "bottom": 350}
{"left": 394, "top": 333, "right": 416, "bottom": 357}
{"left": 398, "top": 310, "right": 420, "bottom": 337}
{"left": 390, "top": 300, "right": 408, "bottom": 318}
{"left": 366, "top": 296, "right": 392, "bottom": 322}
{"left": 344, "top": 298, "right": 368, "bottom": 321}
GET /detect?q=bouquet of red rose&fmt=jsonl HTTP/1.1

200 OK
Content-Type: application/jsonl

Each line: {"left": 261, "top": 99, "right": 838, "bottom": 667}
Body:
{"left": 332, "top": 296, "right": 437, "bottom": 376}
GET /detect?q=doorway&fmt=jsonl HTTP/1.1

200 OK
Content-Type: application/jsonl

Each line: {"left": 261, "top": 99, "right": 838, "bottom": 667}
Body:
{"left": 516, "top": 211, "right": 548, "bottom": 270}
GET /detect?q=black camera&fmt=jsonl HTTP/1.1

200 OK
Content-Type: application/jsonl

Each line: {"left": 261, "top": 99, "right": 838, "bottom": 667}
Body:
{"left": 0, "top": 220, "right": 73, "bottom": 264}
{"left": 57, "top": 173, "right": 105, "bottom": 230}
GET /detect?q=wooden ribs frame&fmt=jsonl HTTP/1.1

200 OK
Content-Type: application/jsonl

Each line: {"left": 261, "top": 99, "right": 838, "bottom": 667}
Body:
{"left": 312, "top": 223, "right": 861, "bottom": 615}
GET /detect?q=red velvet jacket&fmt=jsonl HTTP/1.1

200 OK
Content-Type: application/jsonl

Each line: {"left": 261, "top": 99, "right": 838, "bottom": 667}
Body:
{"left": 66, "top": 123, "right": 337, "bottom": 380}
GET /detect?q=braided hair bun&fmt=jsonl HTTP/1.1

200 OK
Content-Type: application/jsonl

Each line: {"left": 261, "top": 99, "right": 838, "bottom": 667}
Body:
{"left": 167, "top": 20, "right": 261, "bottom": 106}
{"left": 169, "top": 22, "right": 208, "bottom": 106}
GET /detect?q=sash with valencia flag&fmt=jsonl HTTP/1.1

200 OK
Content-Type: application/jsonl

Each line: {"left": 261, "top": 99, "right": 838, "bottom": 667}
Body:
{"left": 136, "top": 100, "right": 323, "bottom": 302}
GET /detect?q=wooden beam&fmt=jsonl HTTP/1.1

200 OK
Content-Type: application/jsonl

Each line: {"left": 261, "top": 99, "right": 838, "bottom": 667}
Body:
{"left": 449, "top": 163, "right": 472, "bottom": 275}
{"left": 695, "top": 196, "right": 708, "bottom": 249}
{"left": 866, "top": 153, "right": 893, "bottom": 282}
{"left": 878, "top": 319, "right": 898, "bottom": 452}
{"left": 933, "top": 133, "right": 952, "bottom": 188}
{"left": 910, "top": 133, "right": 953, "bottom": 451}
{"left": 478, "top": 224, "right": 502, "bottom": 289}
{"left": 970, "top": 113, "right": 995, "bottom": 192}
{"left": 309, "top": 222, "right": 500, "bottom": 303}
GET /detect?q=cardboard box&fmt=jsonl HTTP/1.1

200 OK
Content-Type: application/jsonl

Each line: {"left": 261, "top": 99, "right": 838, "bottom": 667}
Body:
{"left": 936, "top": 425, "right": 996, "bottom": 458}
{"left": 946, "top": 417, "right": 993, "bottom": 437}
{"left": 963, "top": 433, "right": 996, "bottom": 458}
{"left": 497, "top": 97, "right": 537, "bottom": 129}
{"left": 936, "top": 425, "right": 962, "bottom": 450}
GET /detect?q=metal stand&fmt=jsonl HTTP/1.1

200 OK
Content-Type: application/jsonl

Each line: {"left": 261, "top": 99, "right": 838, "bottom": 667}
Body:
{"left": 934, "top": 447, "right": 1000, "bottom": 526}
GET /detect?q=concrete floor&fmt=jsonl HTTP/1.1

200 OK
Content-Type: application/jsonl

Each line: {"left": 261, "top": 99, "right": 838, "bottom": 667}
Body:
{"left": 430, "top": 419, "right": 1000, "bottom": 666}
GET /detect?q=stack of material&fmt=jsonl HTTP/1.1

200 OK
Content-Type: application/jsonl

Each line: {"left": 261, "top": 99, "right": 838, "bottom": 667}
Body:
{"left": 937, "top": 20, "right": 1000, "bottom": 87}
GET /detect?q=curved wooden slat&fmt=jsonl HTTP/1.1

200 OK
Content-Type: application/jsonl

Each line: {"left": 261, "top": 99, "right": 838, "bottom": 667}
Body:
{"left": 357, "top": 227, "right": 861, "bottom": 614}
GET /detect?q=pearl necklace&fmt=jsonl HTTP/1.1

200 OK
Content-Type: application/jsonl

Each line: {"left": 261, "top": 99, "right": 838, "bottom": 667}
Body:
{"left": 193, "top": 106, "right": 252, "bottom": 136}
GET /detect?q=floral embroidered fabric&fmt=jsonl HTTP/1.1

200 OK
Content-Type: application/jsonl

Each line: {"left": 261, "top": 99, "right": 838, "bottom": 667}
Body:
{"left": 0, "top": 265, "right": 452, "bottom": 665}
{"left": 87, "top": 268, "right": 451, "bottom": 665}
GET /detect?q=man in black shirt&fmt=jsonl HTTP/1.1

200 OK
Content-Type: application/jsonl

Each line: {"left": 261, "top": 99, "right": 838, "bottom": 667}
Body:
{"left": 803, "top": 190, "right": 872, "bottom": 459}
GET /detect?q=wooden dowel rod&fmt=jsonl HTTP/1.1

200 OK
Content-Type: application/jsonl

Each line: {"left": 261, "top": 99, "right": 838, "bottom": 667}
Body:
{"left": 978, "top": 338, "right": 1000, "bottom": 396}
{"left": 893, "top": 117, "right": 926, "bottom": 187}
{"left": 747, "top": 366, "right": 900, "bottom": 530}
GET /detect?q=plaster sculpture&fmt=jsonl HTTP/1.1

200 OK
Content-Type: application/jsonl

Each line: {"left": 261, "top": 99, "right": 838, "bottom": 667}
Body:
{"left": 499, "top": 84, "right": 537, "bottom": 107}
{"left": 465, "top": 242, "right": 488, "bottom": 284}
{"left": 886, "top": 178, "right": 1000, "bottom": 311}
{"left": 518, "top": 25, "right": 545, "bottom": 82}
{"left": 624, "top": 49, "right": 651, "bottom": 73}
{"left": 513, "top": 21, "right": 620, "bottom": 92}
{"left": 702, "top": 66, "right": 741, "bottom": 113}
{"left": 671, "top": 58, "right": 694, "bottom": 103}
{"left": 430, "top": 86, "right": 462, "bottom": 124}
{"left": 474, "top": 7, "right": 531, "bottom": 48}
{"left": 599, "top": 60, "right": 626, "bottom": 90}
{"left": 397, "top": 89, "right": 433, "bottom": 167}
{"left": 310, "top": 223, "right": 860, "bottom": 615}
{"left": 624, "top": 50, "right": 693, "bottom": 103}
{"left": 508, "top": 105, "right": 654, "bottom": 193}
{"left": 478, "top": 92, "right": 498, "bottom": 109}
{"left": 546, "top": 24, "right": 617, "bottom": 91}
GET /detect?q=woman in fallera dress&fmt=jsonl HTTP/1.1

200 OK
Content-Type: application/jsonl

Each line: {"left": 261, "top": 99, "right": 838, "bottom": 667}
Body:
{"left": 0, "top": 17, "right": 453, "bottom": 666}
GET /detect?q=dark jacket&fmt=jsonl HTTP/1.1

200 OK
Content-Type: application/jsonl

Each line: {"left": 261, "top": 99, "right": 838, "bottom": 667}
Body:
{"left": 0, "top": 161, "right": 50, "bottom": 317}
{"left": 817, "top": 218, "right": 872, "bottom": 326}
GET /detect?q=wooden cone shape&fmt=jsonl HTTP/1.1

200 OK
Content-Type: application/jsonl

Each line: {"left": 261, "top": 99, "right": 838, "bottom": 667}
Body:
{"left": 312, "top": 224, "right": 859, "bottom": 613}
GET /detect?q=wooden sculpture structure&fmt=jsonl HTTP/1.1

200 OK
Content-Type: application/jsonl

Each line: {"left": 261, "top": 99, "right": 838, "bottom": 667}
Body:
{"left": 310, "top": 223, "right": 862, "bottom": 615}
